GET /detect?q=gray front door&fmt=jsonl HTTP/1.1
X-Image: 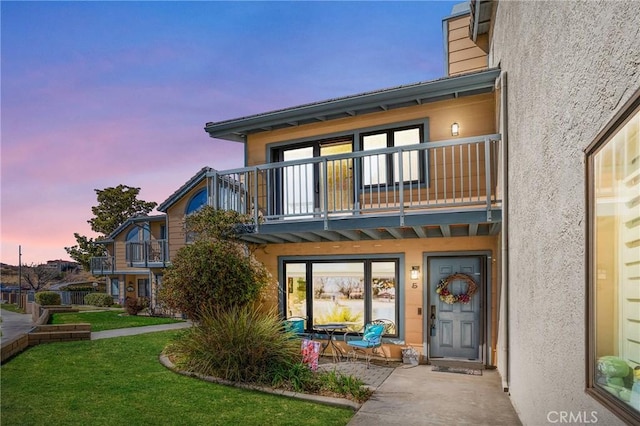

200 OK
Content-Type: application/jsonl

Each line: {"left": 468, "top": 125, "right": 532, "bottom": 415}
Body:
{"left": 428, "top": 256, "right": 482, "bottom": 360}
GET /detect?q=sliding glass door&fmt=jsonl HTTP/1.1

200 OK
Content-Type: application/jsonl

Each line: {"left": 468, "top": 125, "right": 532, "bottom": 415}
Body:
{"left": 283, "top": 258, "right": 399, "bottom": 334}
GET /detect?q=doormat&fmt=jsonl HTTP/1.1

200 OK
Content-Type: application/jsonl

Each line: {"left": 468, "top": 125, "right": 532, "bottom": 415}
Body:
{"left": 431, "top": 365, "right": 482, "bottom": 376}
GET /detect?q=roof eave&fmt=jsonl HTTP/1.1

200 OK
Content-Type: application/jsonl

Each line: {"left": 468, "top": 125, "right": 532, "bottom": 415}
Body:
{"left": 106, "top": 214, "right": 166, "bottom": 240}
{"left": 157, "top": 167, "right": 214, "bottom": 212}
{"left": 204, "top": 68, "right": 500, "bottom": 142}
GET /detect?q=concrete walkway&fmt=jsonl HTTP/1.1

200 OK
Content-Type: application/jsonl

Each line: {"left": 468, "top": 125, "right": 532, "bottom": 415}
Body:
{"left": 91, "top": 321, "right": 192, "bottom": 340}
{"left": 0, "top": 309, "right": 34, "bottom": 342}
{"left": 348, "top": 364, "right": 521, "bottom": 425}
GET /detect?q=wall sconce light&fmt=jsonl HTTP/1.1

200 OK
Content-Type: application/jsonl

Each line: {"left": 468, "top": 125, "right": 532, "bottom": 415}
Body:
{"left": 451, "top": 122, "right": 460, "bottom": 136}
{"left": 411, "top": 266, "right": 420, "bottom": 280}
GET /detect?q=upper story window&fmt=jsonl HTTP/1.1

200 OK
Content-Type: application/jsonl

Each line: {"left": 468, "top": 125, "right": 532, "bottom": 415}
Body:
{"left": 126, "top": 225, "right": 149, "bottom": 242}
{"left": 125, "top": 224, "right": 149, "bottom": 263}
{"left": 185, "top": 188, "right": 208, "bottom": 242}
{"left": 185, "top": 188, "right": 207, "bottom": 215}
{"left": 270, "top": 122, "right": 425, "bottom": 216}
{"left": 586, "top": 89, "right": 640, "bottom": 424}
{"left": 362, "top": 125, "right": 422, "bottom": 185}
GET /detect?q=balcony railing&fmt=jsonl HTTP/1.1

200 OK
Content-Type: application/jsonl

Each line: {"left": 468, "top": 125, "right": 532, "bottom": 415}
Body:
{"left": 210, "top": 134, "right": 501, "bottom": 227}
{"left": 126, "top": 240, "right": 168, "bottom": 266}
{"left": 91, "top": 256, "right": 114, "bottom": 275}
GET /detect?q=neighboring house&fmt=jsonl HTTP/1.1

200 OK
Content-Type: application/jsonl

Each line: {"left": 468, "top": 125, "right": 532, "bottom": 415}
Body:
{"left": 90, "top": 1, "right": 640, "bottom": 424}
{"left": 91, "top": 215, "right": 168, "bottom": 306}
{"left": 488, "top": 1, "right": 640, "bottom": 425}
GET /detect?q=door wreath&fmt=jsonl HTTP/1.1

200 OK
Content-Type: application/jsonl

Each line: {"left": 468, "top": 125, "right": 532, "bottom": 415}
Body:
{"left": 436, "top": 273, "right": 477, "bottom": 304}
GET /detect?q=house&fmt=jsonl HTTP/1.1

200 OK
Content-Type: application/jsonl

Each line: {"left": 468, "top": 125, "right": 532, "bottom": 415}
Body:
{"left": 92, "top": 1, "right": 639, "bottom": 424}
{"left": 91, "top": 214, "right": 168, "bottom": 305}
{"left": 202, "top": 6, "right": 502, "bottom": 365}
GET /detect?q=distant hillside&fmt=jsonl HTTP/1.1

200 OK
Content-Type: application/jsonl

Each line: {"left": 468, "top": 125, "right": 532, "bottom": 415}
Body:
{"left": 0, "top": 263, "right": 100, "bottom": 288}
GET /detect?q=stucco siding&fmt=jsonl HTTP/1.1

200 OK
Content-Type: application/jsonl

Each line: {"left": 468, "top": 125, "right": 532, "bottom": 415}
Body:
{"left": 490, "top": 1, "right": 640, "bottom": 424}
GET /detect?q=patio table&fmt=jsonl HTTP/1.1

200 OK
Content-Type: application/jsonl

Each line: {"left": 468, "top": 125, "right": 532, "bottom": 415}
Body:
{"left": 314, "top": 323, "right": 348, "bottom": 361}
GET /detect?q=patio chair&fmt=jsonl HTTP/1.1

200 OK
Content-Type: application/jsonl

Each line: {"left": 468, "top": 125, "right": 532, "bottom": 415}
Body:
{"left": 345, "top": 321, "right": 386, "bottom": 368}
{"left": 284, "top": 316, "right": 310, "bottom": 338}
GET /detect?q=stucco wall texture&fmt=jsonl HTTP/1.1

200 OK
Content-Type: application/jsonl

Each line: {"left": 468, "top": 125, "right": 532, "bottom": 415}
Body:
{"left": 489, "top": 1, "right": 640, "bottom": 425}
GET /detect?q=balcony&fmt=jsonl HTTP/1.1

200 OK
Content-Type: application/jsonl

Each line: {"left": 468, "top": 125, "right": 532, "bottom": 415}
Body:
{"left": 90, "top": 240, "right": 168, "bottom": 275}
{"left": 126, "top": 240, "right": 168, "bottom": 267}
{"left": 210, "top": 134, "right": 502, "bottom": 244}
{"left": 91, "top": 256, "right": 114, "bottom": 275}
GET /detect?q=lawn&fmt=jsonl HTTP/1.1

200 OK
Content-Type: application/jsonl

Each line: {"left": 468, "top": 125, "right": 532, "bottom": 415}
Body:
{"left": 1, "top": 331, "right": 353, "bottom": 426}
{"left": 49, "top": 310, "right": 184, "bottom": 332}
{"left": 0, "top": 303, "right": 24, "bottom": 313}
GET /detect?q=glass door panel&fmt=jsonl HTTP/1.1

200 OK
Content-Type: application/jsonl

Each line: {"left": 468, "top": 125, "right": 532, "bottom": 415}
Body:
{"left": 371, "top": 261, "right": 397, "bottom": 325}
{"left": 285, "top": 263, "right": 307, "bottom": 319}
{"left": 283, "top": 146, "right": 314, "bottom": 217}
{"left": 312, "top": 262, "right": 364, "bottom": 330}
{"left": 320, "top": 141, "right": 353, "bottom": 214}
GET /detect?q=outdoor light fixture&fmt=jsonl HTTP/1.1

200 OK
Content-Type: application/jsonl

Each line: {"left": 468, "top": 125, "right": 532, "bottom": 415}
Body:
{"left": 411, "top": 266, "right": 420, "bottom": 280}
{"left": 451, "top": 122, "right": 460, "bottom": 136}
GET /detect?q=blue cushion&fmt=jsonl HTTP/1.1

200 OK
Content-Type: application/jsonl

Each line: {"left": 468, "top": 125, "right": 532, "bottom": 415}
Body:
{"left": 363, "top": 324, "right": 384, "bottom": 343}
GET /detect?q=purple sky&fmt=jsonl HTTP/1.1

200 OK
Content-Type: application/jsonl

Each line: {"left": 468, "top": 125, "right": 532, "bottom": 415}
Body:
{"left": 1, "top": 1, "right": 457, "bottom": 266}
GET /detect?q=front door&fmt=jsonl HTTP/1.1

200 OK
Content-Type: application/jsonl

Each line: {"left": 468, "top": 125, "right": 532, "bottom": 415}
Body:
{"left": 428, "top": 256, "right": 482, "bottom": 360}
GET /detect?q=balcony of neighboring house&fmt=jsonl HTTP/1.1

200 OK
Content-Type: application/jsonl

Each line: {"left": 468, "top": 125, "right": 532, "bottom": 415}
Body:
{"left": 89, "top": 215, "right": 168, "bottom": 275}
{"left": 90, "top": 240, "right": 168, "bottom": 275}
{"left": 90, "top": 256, "right": 115, "bottom": 275}
{"left": 209, "top": 133, "right": 502, "bottom": 244}
{"left": 125, "top": 239, "right": 169, "bottom": 267}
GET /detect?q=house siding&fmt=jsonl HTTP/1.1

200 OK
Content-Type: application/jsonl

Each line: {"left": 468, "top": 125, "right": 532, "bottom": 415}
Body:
{"left": 446, "top": 14, "right": 489, "bottom": 76}
{"left": 165, "top": 183, "right": 208, "bottom": 260}
{"left": 246, "top": 93, "right": 496, "bottom": 166}
{"left": 490, "top": 1, "right": 640, "bottom": 424}
{"left": 254, "top": 235, "right": 499, "bottom": 360}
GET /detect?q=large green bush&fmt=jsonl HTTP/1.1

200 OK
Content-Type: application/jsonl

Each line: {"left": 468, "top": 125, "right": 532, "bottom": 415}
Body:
{"left": 35, "top": 291, "right": 61, "bottom": 305}
{"left": 159, "top": 206, "right": 269, "bottom": 320}
{"left": 84, "top": 293, "right": 113, "bottom": 307}
{"left": 167, "top": 305, "right": 300, "bottom": 383}
{"left": 159, "top": 239, "right": 270, "bottom": 320}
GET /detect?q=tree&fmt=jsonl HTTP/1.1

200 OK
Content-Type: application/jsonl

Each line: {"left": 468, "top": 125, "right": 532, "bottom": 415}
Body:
{"left": 22, "top": 263, "right": 60, "bottom": 291}
{"left": 89, "top": 185, "right": 157, "bottom": 235}
{"left": 65, "top": 185, "right": 157, "bottom": 270}
{"left": 64, "top": 233, "right": 107, "bottom": 271}
{"left": 159, "top": 206, "right": 270, "bottom": 320}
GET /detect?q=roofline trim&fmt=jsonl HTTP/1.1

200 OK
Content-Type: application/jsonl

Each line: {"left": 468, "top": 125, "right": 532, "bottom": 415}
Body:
{"left": 204, "top": 68, "right": 500, "bottom": 142}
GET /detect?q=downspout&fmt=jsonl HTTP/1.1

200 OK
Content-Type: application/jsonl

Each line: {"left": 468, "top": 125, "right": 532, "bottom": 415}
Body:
{"left": 498, "top": 71, "right": 510, "bottom": 392}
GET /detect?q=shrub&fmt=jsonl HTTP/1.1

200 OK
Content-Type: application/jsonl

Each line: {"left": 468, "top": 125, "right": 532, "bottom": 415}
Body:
{"left": 35, "top": 291, "right": 61, "bottom": 305}
{"left": 166, "top": 305, "right": 300, "bottom": 383}
{"left": 159, "top": 239, "right": 270, "bottom": 320}
{"left": 84, "top": 293, "right": 114, "bottom": 307}
{"left": 165, "top": 304, "right": 371, "bottom": 402}
{"left": 125, "top": 297, "right": 149, "bottom": 316}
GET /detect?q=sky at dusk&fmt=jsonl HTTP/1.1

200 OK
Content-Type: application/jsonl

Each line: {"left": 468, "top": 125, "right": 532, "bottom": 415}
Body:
{"left": 1, "top": 0, "right": 458, "bottom": 266}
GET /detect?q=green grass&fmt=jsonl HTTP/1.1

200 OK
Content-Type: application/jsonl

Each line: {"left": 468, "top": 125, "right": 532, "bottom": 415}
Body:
{"left": 0, "top": 303, "right": 24, "bottom": 313}
{"left": 49, "top": 310, "right": 183, "bottom": 332}
{"left": 1, "top": 331, "right": 353, "bottom": 426}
